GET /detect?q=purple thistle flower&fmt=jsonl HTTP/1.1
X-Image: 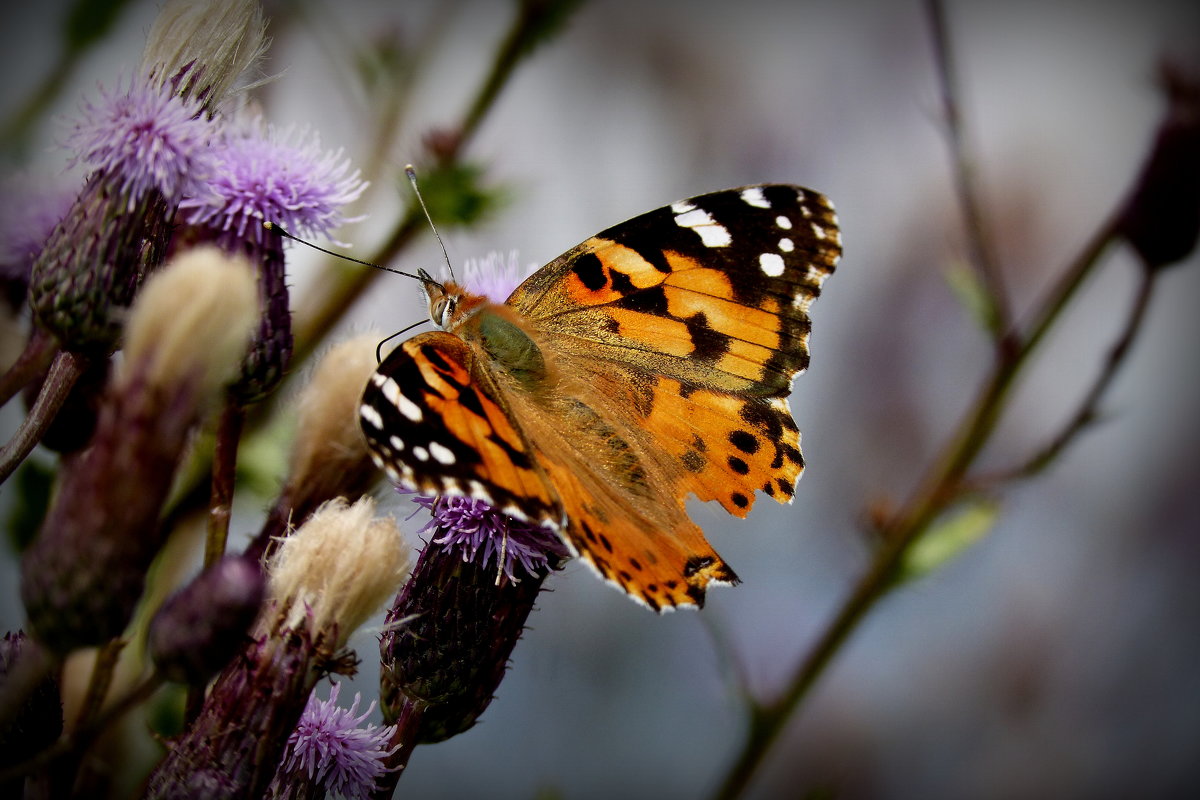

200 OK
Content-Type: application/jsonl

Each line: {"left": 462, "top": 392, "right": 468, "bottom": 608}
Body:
{"left": 414, "top": 494, "right": 569, "bottom": 580}
{"left": 67, "top": 76, "right": 216, "bottom": 209}
{"left": 180, "top": 119, "right": 367, "bottom": 246}
{"left": 274, "top": 682, "right": 397, "bottom": 800}
{"left": 458, "top": 250, "right": 537, "bottom": 301}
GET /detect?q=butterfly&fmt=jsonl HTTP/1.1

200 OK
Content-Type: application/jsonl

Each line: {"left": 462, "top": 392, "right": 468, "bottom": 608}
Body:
{"left": 360, "top": 185, "right": 841, "bottom": 611}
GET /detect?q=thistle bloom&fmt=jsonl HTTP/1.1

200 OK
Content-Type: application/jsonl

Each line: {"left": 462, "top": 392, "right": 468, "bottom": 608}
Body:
{"left": 20, "top": 248, "right": 258, "bottom": 654}
{"left": 27, "top": 74, "right": 218, "bottom": 351}
{"left": 148, "top": 555, "right": 265, "bottom": 686}
{"left": 458, "top": 250, "right": 536, "bottom": 302}
{"left": 378, "top": 496, "right": 566, "bottom": 758}
{"left": 67, "top": 77, "right": 216, "bottom": 211}
{"left": 414, "top": 494, "right": 569, "bottom": 581}
{"left": 178, "top": 120, "right": 368, "bottom": 402}
{"left": 247, "top": 335, "right": 385, "bottom": 564}
{"left": 180, "top": 120, "right": 367, "bottom": 246}
{"left": 270, "top": 682, "right": 397, "bottom": 800}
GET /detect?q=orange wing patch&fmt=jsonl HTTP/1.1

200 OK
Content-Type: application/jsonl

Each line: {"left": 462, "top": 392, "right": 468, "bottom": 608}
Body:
{"left": 532, "top": 444, "right": 738, "bottom": 611}
{"left": 640, "top": 376, "right": 803, "bottom": 516}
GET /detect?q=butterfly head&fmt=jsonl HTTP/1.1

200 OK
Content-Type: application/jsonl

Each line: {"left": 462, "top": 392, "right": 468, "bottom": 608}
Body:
{"left": 418, "top": 267, "right": 485, "bottom": 331}
{"left": 422, "top": 271, "right": 458, "bottom": 331}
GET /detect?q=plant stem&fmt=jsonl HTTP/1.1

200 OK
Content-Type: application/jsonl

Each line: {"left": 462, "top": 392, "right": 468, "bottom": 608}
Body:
{"left": 0, "top": 350, "right": 86, "bottom": 485}
{"left": 290, "top": 0, "right": 562, "bottom": 366}
{"left": 985, "top": 264, "right": 1155, "bottom": 483}
{"left": 0, "top": 327, "right": 57, "bottom": 409}
{"left": 926, "top": 0, "right": 1011, "bottom": 341}
{"left": 204, "top": 400, "right": 246, "bottom": 568}
{"left": 372, "top": 698, "right": 424, "bottom": 799}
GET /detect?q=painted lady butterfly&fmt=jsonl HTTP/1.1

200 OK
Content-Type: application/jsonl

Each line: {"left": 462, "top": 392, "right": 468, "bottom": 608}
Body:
{"left": 360, "top": 185, "right": 841, "bottom": 611}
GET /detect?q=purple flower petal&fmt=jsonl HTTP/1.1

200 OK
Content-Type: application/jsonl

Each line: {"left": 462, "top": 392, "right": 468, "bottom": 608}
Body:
{"left": 67, "top": 77, "right": 215, "bottom": 209}
{"left": 414, "top": 494, "right": 569, "bottom": 580}
{"left": 281, "top": 682, "right": 396, "bottom": 799}
{"left": 180, "top": 118, "right": 367, "bottom": 246}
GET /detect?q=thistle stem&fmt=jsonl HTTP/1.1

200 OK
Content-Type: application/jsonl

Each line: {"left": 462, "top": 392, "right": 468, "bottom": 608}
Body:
{"left": 0, "top": 327, "right": 57, "bottom": 409}
{"left": 373, "top": 698, "right": 424, "bottom": 799}
{"left": 0, "top": 350, "right": 87, "bottom": 485}
{"left": 926, "top": 0, "right": 1011, "bottom": 340}
{"left": 204, "top": 399, "right": 245, "bottom": 568}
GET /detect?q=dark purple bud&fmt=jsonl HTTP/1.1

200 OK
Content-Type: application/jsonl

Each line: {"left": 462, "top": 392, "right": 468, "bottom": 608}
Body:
{"left": 1119, "top": 61, "right": 1200, "bottom": 271}
{"left": 149, "top": 556, "right": 265, "bottom": 685}
{"left": 0, "top": 632, "right": 62, "bottom": 783}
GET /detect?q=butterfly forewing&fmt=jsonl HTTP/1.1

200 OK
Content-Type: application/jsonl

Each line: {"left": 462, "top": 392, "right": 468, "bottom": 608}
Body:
{"left": 361, "top": 184, "right": 840, "bottom": 611}
{"left": 509, "top": 185, "right": 840, "bottom": 396}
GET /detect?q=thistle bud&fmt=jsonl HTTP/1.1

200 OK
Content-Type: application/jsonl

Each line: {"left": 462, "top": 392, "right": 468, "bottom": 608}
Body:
{"left": 20, "top": 248, "right": 257, "bottom": 655}
{"left": 140, "top": 0, "right": 268, "bottom": 110}
{"left": 0, "top": 632, "right": 62, "bottom": 790}
{"left": 145, "top": 498, "right": 408, "bottom": 799}
{"left": 247, "top": 335, "right": 383, "bottom": 563}
{"left": 148, "top": 555, "right": 265, "bottom": 686}
{"left": 379, "top": 497, "right": 566, "bottom": 742}
{"left": 1118, "top": 61, "right": 1200, "bottom": 271}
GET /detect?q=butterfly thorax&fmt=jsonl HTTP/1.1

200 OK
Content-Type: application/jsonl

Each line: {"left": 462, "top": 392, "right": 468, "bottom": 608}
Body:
{"left": 426, "top": 279, "right": 549, "bottom": 392}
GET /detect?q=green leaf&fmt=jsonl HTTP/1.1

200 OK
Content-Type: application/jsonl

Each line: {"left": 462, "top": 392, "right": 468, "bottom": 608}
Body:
{"left": 943, "top": 259, "right": 997, "bottom": 333}
{"left": 899, "top": 498, "right": 998, "bottom": 581}
{"left": 408, "top": 162, "right": 508, "bottom": 228}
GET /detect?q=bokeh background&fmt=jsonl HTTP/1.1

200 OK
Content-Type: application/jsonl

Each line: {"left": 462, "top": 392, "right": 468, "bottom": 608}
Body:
{"left": 2, "top": 1, "right": 1198, "bottom": 798}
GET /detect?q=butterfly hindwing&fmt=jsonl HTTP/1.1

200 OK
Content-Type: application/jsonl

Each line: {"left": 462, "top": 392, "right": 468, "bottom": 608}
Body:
{"left": 361, "top": 331, "right": 561, "bottom": 527}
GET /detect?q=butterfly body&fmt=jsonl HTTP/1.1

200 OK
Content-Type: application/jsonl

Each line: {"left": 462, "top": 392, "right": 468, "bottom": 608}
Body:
{"left": 361, "top": 185, "right": 841, "bottom": 611}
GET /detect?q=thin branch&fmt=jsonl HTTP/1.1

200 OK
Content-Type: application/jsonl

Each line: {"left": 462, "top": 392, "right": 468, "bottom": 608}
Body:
{"left": 926, "top": 0, "right": 1012, "bottom": 341}
{"left": 980, "top": 265, "right": 1156, "bottom": 484}
{"left": 0, "top": 350, "right": 87, "bottom": 485}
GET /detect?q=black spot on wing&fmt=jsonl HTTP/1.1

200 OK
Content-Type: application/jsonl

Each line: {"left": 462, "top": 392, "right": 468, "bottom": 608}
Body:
{"left": 572, "top": 252, "right": 606, "bottom": 290}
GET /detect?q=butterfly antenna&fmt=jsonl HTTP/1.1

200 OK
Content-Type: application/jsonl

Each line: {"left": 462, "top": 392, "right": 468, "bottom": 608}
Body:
{"left": 265, "top": 222, "right": 424, "bottom": 282}
{"left": 374, "top": 318, "right": 429, "bottom": 363}
{"left": 404, "top": 164, "right": 456, "bottom": 284}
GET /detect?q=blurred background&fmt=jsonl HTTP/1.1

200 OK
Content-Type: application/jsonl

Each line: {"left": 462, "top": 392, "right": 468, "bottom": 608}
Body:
{"left": 2, "top": 1, "right": 1198, "bottom": 797}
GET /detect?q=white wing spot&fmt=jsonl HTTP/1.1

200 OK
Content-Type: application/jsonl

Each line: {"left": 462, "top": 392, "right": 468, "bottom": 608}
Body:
{"left": 380, "top": 376, "right": 401, "bottom": 404}
{"left": 370, "top": 372, "right": 388, "bottom": 387}
{"left": 429, "top": 441, "right": 456, "bottom": 465}
{"left": 396, "top": 392, "right": 423, "bottom": 423}
{"left": 389, "top": 435, "right": 405, "bottom": 451}
{"left": 775, "top": 215, "right": 793, "bottom": 230}
{"left": 740, "top": 187, "right": 770, "bottom": 208}
{"left": 468, "top": 481, "right": 494, "bottom": 505}
{"left": 674, "top": 207, "right": 732, "bottom": 247}
{"left": 779, "top": 237, "right": 794, "bottom": 252}
{"left": 412, "top": 445, "right": 429, "bottom": 462}
{"left": 800, "top": 206, "right": 813, "bottom": 219}
{"left": 360, "top": 404, "right": 384, "bottom": 430}
{"left": 804, "top": 264, "right": 828, "bottom": 283}
{"left": 671, "top": 200, "right": 697, "bottom": 214}
{"left": 759, "top": 252, "right": 785, "bottom": 277}
{"left": 811, "top": 222, "right": 828, "bottom": 241}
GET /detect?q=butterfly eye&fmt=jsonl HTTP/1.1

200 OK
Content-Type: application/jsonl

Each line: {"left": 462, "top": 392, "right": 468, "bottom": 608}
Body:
{"left": 432, "top": 296, "right": 456, "bottom": 328}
